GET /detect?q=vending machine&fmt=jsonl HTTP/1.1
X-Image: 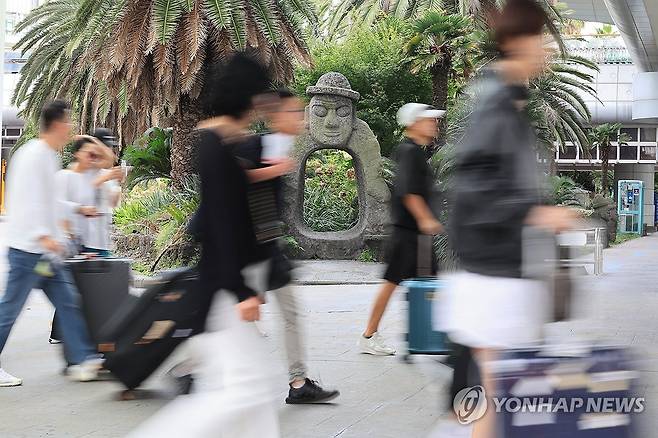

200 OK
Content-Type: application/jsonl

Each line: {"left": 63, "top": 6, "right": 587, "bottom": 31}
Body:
{"left": 617, "top": 180, "right": 644, "bottom": 235}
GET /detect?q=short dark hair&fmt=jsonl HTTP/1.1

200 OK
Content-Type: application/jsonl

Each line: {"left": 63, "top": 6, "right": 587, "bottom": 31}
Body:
{"left": 40, "top": 100, "right": 71, "bottom": 131}
{"left": 276, "top": 89, "right": 295, "bottom": 100}
{"left": 71, "top": 138, "right": 93, "bottom": 154}
{"left": 202, "top": 53, "right": 271, "bottom": 118}
{"left": 492, "top": 0, "right": 550, "bottom": 57}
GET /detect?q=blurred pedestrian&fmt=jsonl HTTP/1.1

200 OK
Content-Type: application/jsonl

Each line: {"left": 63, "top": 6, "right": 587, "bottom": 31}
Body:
{"left": 0, "top": 100, "right": 100, "bottom": 387}
{"left": 57, "top": 135, "right": 122, "bottom": 257}
{"left": 235, "top": 89, "right": 340, "bottom": 404}
{"left": 358, "top": 103, "right": 445, "bottom": 355}
{"left": 48, "top": 135, "right": 123, "bottom": 344}
{"left": 127, "top": 54, "right": 280, "bottom": 438}
{"left": 439, "top": 1, "right": 576, "bottom": 436}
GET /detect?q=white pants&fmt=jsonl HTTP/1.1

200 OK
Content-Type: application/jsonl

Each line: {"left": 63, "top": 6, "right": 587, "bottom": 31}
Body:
{"left": 437, "top": 271, "right": 549, "bottom": 350}
{"left": 127, "top": 288, "right": 280, "bottom": 438}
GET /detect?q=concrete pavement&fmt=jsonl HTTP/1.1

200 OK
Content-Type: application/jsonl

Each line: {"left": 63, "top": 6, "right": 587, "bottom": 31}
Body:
{"left": 2, "top": 220, "right": 658, "bottom": 436}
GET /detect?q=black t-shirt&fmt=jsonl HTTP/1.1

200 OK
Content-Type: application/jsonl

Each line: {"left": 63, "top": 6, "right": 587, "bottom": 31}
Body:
{"left": 392, "top": 138, "right": 433, "bottom": 231}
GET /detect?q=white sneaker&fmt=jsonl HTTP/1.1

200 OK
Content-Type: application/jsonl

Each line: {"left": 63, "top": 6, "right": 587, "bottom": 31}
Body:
{"left": 358, "top": 332, "right": 396, "bottom": 356}
{"left": 0, "top": 368, "right": 22, "bottom": 387}
{"left": 67, "top": 359, "right": 101, "bottom": 382}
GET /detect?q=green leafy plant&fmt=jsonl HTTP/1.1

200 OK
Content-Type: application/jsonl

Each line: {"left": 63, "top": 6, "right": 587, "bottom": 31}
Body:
{"left": 113, "top": 177, "right": 199, "bottom": 271}
{"left": 358, "top": 248, "right": 377, "bottom": 262}
{"left": 548, "top": 175, "right": 586, "bottom": 207}
{"left": 404, "top": 11, "right": 481, "bottom": 145}
{"left": 612, "top": 233, "right": 640, "bottom": 246}
{"left": 528, "top": 55, "right": 599, "bottom": 160}
{"left": 122, "top": 127, "right": 173, "bottom": 189}
{"left": 303, "top": 149, "right": 359, "bottom": 232}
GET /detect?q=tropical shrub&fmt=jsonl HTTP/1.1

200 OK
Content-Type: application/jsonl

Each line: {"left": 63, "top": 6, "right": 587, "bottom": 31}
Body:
{"left": 303, "top": 149, "right": 359, "bottom": 232}
{"left": 294, "top": 18, "right": 433, "bottom": 157}
{"left": 113, "top": 178, "right": 199, "bottom": 271}
{"left": 122, "top": 127, "right": 173, "bottom": 189}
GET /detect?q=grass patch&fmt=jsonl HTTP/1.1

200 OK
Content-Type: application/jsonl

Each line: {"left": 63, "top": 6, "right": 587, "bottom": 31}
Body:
{"left": 612, "top": 233, "right": 641, "bottom": 246}
{"left": 358, "top": 248, "right": 377, "bottom": 263}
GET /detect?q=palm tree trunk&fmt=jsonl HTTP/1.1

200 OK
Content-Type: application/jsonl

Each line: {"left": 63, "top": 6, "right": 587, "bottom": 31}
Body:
{"left": 600, "top": 142, "right": 610, "bottom": 196}
{"left": 171, "top": 96, "right": 206, "bottom": 186}
{"left": 431, "top": 63, "right": 449, "bottom": 148}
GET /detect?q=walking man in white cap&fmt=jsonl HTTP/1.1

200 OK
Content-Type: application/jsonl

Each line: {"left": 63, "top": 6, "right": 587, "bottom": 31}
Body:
{"left": 358, "top": 103, "right": 445, "bottom": 355}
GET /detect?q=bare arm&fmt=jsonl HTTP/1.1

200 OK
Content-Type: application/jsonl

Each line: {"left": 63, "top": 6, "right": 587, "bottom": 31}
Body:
{"left": 246, "top": 159, "right": 294, "bottom": 183}
{"left": 247, "top": 167, "right": 282, "bottom": 183}
{"left": 403, "top": 194, "right": 443, "bottom": 235}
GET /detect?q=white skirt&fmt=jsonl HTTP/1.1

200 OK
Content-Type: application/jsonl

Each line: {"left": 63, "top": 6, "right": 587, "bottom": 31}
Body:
{"left": 435, "top": 271, "right": 549, "bottom": 350}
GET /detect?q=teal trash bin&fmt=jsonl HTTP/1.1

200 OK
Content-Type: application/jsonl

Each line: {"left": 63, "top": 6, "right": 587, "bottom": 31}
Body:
{"left": 402, "top": 278, "right": 450, "bottom": 358}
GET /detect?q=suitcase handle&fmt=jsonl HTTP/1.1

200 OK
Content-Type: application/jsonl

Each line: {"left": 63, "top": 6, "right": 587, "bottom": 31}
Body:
{"left": 69, "top": 259, "right": 121, "bottom": 274}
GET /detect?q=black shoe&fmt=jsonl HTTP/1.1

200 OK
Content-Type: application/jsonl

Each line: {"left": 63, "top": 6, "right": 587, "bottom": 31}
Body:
{"left": 285, "top": 379, "right": 340, "bottom": 404}
{"left": 173, "top": 374, "right": 194, "bottom": 395}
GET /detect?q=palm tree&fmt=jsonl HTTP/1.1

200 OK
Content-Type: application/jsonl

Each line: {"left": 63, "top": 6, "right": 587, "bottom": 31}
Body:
{"left": 589, "top": 123, "right": 629, "bottom": 196}
{"left": 404, "top": 11, "right": 479, "bottom": 145}
{"left": 527, "top": 55, "right": 599, "bottom": 168}
{"left": 321, "top": 0, "right": 565, "bottom": 50}
{"left": 14, "top": 0, "right": 316, "bottom": 184}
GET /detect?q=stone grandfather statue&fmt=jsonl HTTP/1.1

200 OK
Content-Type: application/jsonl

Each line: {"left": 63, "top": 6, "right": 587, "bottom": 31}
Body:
{"left": 281, "top": 72, "right": 390, "bottom": 259}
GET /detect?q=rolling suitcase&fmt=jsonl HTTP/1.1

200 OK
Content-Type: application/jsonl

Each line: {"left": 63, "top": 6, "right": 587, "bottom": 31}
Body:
{"left": 402, "top": 235, "right": 449, "bottom": 361}
{"left": 99, "top": 268, "right": 203, "bottom": 391}
{"left": 63, "top": 257, "right": 132, "bottom": 343}
{"left": 495, "top": 345, "right": 641, "bottom": 438}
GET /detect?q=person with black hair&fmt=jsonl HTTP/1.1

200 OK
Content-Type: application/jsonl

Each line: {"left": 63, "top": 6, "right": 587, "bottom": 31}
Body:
{"left": 48, "top": 135, "right": 121, "bottom": 344}
{"left": 56, "top": 135, "right": 123, "bottom": 257}
{"left": 233, "top": 89, "right": 340, "bottom": 404}
{"left": 0, "top": 100, "right": 100, "bottom": 387}
{"left": 437, "top": 1, "right": 577, "bottom": 436}
{"left": 128, "top": 54, "right": 281, "bottom": 438}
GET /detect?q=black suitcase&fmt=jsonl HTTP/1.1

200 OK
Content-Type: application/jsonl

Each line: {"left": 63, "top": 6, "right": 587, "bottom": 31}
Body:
{"left": 63, "top": 258, "right": 132, "bottom": 343}
{"left": 99, "top": 268, "right": 203, "bottom": 390}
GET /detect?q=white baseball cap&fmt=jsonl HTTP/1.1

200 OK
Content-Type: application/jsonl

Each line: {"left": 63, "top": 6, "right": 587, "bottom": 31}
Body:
{"left": 397, "top": 103, "right": 446, "bottom": 127}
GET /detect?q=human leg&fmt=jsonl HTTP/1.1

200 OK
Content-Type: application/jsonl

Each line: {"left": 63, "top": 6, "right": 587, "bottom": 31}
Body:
{"left": 363, "top": 281, "right": 398, "bottom": 338}
{"left": 129, "top": 291, "right": 280, "bottom": 438}
{"left": 272, "top": 285, "right": 339, "bottom": 403}
{"left": 0, "top": 249, "right": 42, "bottom": 384}
{"left": 358, "top": 280, "right": 398, "bottom": 356}
{"left": 41, "top": 264, "right": 96, "bottom": 366}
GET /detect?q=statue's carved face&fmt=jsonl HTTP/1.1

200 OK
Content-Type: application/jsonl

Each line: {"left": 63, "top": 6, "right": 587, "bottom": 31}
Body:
{"left": 308, "top": 95, "right": 354, "bottom": 146}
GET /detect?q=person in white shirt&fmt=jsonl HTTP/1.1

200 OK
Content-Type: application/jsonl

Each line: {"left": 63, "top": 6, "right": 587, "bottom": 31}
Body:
{"left": 0, "top": 100, "right": 100, "bottom": 387}
{"left": 48, "top": 136, "right": 123, "bottom": 344}
{"left": 57, "top": 136, "right": 123, "bottom": 256}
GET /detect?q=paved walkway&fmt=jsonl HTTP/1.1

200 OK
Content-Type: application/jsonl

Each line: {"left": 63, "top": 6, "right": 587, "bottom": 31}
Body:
{"left": 2, "top": 221, "right": 658, "bottom": 437}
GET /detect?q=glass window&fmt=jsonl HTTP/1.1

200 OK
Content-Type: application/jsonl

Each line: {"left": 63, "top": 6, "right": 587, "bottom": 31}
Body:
{"left": 620, "top": 128, "right": 638, "bottom": 142}
{"left": 559, "top": 145, "right": 577, "bottom": 160}
{"left": 5, "top": 128, "right": 22, "bottom": 137}
{"left": 608, "top": 146, "right": 618, "bottom": 160}
{"left": 619, "top": 145, "right": 638, "bottom": 160}
{"left": 640, "top": 146, "right": 656, "bottom": 160}
{"left": 640, "top": 128, "right": 657, "bottom": 143}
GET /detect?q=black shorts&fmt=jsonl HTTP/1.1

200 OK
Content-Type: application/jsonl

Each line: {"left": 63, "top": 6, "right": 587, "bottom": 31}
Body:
{"left": 383, "top": 228, "right": 438, "bottom": 285}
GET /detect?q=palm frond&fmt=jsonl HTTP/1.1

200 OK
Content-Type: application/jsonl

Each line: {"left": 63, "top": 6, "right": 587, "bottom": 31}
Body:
{"left": 154, "top": 0, "right": 185, "bottom": 45}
